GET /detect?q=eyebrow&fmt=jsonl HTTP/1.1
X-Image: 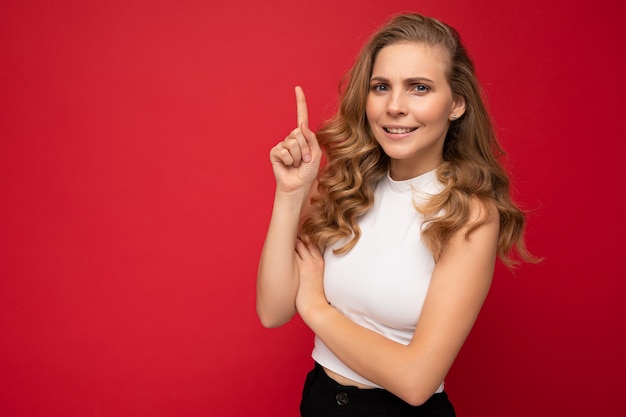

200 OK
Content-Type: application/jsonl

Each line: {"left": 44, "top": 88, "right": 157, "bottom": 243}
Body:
{"left": 369, "top": 76, "right": 435, "bottom": 84}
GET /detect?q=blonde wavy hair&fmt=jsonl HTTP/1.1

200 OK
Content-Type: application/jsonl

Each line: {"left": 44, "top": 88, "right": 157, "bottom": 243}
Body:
{"left": 301, "top": 13, "right": 536, "bottom": 267}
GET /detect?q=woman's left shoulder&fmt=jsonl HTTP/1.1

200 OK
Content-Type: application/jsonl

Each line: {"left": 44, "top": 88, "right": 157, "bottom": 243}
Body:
{"left": 467, "top": 197, "right": 499, "bottom": 228}
{"left": 434, "top": 197, "right": 499, "bottom": 283}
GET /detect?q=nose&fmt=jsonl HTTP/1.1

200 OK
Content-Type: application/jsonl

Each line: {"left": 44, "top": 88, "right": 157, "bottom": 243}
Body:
{"left": 386, "top": 91, "right": 408, "bottom": 117}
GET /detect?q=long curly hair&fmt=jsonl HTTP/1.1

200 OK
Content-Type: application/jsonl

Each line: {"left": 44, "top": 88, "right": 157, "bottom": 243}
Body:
{"left": 301, "top": 13, "right": 536, "bottom": 267}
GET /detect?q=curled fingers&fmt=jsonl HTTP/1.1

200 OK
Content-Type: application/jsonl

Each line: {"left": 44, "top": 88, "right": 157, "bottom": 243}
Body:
{"left": 295, "top": 238, "right": 323, "bottom": 262}
{"left": 270, "top": 127, "right": 309, "bottom": 168}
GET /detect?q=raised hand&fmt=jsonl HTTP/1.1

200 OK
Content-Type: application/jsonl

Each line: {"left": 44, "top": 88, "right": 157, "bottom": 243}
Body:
{"left": 269, "top": 86, "right": 322, "bottom": 194}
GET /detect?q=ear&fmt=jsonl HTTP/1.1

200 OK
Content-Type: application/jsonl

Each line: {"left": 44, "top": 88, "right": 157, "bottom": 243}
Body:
{"left": 449, "top": 96, "right": 466, "bottom": 121}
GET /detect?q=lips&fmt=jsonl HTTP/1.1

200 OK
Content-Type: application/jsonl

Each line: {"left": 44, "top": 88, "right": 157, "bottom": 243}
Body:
{"left": 383, "top": 127, "right": 418, "bottom": 134}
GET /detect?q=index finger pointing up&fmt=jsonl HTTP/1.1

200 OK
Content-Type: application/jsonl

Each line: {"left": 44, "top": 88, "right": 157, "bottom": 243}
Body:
{"left": 295, "top": 86, "right": 309, "bottom": 128}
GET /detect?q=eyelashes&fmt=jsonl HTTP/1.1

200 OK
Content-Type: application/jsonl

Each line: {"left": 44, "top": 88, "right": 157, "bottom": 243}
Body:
{"left": 371, "top": 84, "right": 389, "bottom": 92}
{"left": 369, "top": 83, "right": 431, "bottom": 94}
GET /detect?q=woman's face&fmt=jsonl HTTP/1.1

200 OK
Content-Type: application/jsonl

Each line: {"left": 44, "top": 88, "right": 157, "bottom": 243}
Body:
{"left": 366, "top": 42, "right": 465, "bottom": 180}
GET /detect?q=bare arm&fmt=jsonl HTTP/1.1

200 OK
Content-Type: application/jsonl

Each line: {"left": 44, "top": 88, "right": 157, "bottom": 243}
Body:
{"left": 256, "top": 86, "right": 322, "bottom": 328}
{"left": 295, "top": 200, "right": 499, "bottom": 405}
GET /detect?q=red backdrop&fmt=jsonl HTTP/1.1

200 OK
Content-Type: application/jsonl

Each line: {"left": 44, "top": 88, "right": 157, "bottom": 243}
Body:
{"left": 1, "top": 0, "right": 624, "bottom": 416}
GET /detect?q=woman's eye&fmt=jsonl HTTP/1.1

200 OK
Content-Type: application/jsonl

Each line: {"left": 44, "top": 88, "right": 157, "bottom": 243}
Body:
{"left": 413, "top": 84, "right": 430, "bottom": 93}
{"left": 371, "top": 84, "right": 388, "bottom": 92}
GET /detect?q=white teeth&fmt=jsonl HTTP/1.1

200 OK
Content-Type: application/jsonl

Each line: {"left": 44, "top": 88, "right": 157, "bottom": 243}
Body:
{"left": 385, "top": 127, "right": 416, "bottom": 134}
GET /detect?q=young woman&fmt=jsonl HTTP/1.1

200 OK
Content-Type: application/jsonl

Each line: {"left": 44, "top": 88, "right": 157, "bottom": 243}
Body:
{"left": 257, "top": 13, "right": 535, "bottom": 417}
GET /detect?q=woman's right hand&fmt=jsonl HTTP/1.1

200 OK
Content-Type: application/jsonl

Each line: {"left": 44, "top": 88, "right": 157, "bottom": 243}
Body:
{"left": 269, "top": 86, "right": 322, "bottom": 194}
{"left": 257, "top": 87, "right": 322, "bottom": 328}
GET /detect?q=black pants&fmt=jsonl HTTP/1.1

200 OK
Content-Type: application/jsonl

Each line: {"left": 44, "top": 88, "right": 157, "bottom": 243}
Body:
{"left": 300, "top": 363, "right": 456, "bottom": 417}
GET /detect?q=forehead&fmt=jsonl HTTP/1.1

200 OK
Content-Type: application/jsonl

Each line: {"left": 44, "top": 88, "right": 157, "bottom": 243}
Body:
{"left": 371, "top": 42, "right": 449, "bottom": 80}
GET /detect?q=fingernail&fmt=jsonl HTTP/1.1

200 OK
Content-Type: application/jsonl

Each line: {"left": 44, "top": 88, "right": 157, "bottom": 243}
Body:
{"left": 303, "top": 154, "right": 311, "bottom": 163}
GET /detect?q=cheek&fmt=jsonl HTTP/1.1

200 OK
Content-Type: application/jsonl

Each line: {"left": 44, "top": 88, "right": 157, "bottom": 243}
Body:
{"left": 365, "top": 100, "right": 374, "bottom": 121}
{"left": 365, "top": 95, "right": 382, "bottom": 121}
{"left": 416, "top": 99, "right": 451, "bottom": 124}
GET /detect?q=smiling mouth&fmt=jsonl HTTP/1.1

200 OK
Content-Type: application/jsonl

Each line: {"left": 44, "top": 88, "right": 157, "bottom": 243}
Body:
{"left": 384, "top": 127, "right": 418, "bottom": 134}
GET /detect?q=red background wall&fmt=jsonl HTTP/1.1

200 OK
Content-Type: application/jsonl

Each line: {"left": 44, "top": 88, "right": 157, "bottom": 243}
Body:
{"left": 1, "top": 0, "right": 624, "bottom": 416}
